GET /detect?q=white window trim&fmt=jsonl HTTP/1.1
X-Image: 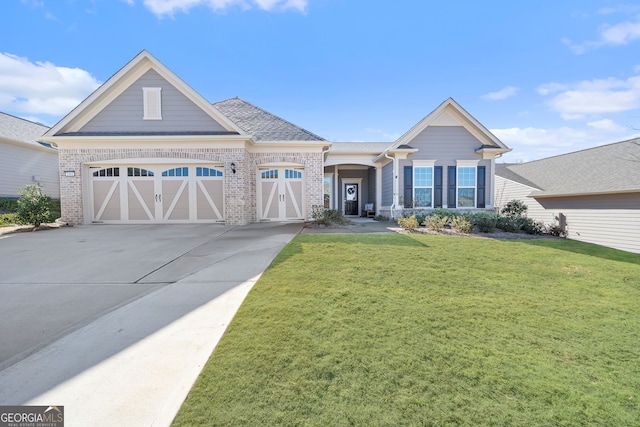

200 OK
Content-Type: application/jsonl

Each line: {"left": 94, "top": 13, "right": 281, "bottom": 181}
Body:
{"left": 324, "top": 173, "right": 333, "bottom": 210}
{"left": 456, "top": 160, "right": 479, "bottom": 208}
{"left": 143, "top": 87, "right": 162, "bottom": 120}
{"left": 412, "top": 160, "right": 436, "bottom": 208}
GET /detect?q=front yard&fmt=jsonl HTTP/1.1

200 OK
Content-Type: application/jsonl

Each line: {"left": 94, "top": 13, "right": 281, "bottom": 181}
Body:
{"left": 173, "top": 234, "right": 640, "bottom": 426}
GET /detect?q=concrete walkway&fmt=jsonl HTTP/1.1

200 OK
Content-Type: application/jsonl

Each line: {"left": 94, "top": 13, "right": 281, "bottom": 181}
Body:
{"left": 0, "top": 222, "right": 302, "bottom": 427}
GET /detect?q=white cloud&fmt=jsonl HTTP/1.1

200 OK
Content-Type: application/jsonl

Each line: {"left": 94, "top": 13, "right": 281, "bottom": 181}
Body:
{"left": 0, "top": 53, "right": 101, "bottom": 117}
{"left": 538, "top": 75, "right": 640, "bottom": 119}
{"left": 587, "top": 118, "right": 626, "bottom": 132}
{"left": 481, "top": 86, "right": 519, "bottom": 101}
{"left": 564, "top": 15, "right": 640, "bottom": 54}
{"left": 365, "top": 128, "right": 400, "bottom": 141}
{"left": 492, "top": 125, "right": 638, "bottom": 162}
{"left": 140, "top": 0, "right": 307, "bottom": 17}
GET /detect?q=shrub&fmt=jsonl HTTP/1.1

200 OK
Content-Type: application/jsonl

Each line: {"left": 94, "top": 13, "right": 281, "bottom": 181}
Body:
{"left": 0, "top": 198, "right": 18, "bottom": 213}
{"left": 546, "top": 223, "right": 567, "bottom": 237}
{"left": 414, "top": 214, "right": 427, "bottom": 225}
{"left": 312, "top": 206, "right": 348, "bottom": 226}
{"left": 430, "top": 208, "right": 459, "bottom": 219}
{"left": 397, "top": 215, "right": 419, "bottom": 231}
{"left": 496, "top": 215, "right": 524, "bottom": 233}
{"left": 473, "top": 212, "right": 498, "bottom": 233}
{"left": 423, "top": 215, "right": 449, "bottom": 232}
{"left": 522, "top": 217, "right": 545, "bottom": 235}
{"left": 501, "top": 199, "right": 528, "bottom": 217}
{"left": 450, "top": 215, "right": 474, "bottom": 234}
{"left": 16, "top": 185, "right": 51, "bottom": 227}
{"left": 0, "top": 213, "right": 18, "bottom": 226}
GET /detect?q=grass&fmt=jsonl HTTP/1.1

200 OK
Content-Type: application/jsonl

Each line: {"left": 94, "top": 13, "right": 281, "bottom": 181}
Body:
{"left": 173, "top": 234, "right": 640, "bottom": 426}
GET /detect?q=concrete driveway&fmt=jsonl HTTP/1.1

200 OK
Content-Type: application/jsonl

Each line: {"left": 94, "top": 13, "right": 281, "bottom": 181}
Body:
{"left": 0, "top": 222, "right": 302, "bottom": 426}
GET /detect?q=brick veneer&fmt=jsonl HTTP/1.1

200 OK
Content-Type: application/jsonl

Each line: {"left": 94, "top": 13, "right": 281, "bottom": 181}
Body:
{"left": 59, "top": 148, "right": 323, "bottom": 225}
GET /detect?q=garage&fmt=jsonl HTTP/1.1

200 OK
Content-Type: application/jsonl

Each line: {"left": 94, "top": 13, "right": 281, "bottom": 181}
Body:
{"left": 258, "top": 167, "right": 304, "bottom": 221}
{"left": 89, "top": 163, "right": 224, "bottom": 223}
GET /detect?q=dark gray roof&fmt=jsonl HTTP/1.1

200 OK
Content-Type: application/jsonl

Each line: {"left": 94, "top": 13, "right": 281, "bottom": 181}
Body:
{"left": 496, "top": 138, "right": 640, "bottom": 197}
{"left": 0, "top": 112, "right": 51, "bottom": 149}
{"left": 212, "top": 97, "right": 325, "bottom": 142}
{"left": 329, "top": 141, "right": 390, "bottom": 153}
{"left": 495, "top": 164, "right": 541, "bottom": 190}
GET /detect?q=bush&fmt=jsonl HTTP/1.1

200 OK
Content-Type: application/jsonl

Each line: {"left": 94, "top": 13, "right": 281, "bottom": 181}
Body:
{"left": 501, "top": 199, "right": 528, "bottom": 217}
{"left": 0, "top": 198, "right": 18, "bottom": 213}
{"left": 414, "top": 214, "right": 427, "bottom": 226}
{"left": 522, "top": 217, "right": 545, "bottom": 235}
{"left": 450, "top": 215, "right": 474, "bottom": 233}
{"left": 16, "top": 185, "right": 52, "bottom": 227}
{"left": 423, "top": 215, "right": 449, "bottom": 232}
{"left": 430, "top": 208, "right": 459, "bottom": 219}
{"left": 397, "top": 215, "right": 419, "bottom": 231}
{"left": 0, "top": 213, "right": 18, "bottom": 226}
{"left": 312, "top": 205, "right": 348, "bottom": 226}
{"left": 496, "top": 215, "right": 525, "bottom": 233}
{"left": 546, "top": 223, "right": 567, "bottom": 237}
{"left": 473, "top": 212, "right": 498, "bottom": 233}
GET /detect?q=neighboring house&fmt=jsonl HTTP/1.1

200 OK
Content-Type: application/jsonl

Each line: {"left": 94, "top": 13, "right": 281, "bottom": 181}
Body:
{"left": 0, "top": 112, "right": 59, "bottom": 199}
{"left": 42, "top": 50, "right": 510, "bottom": 226}
{"left": 495, "top": 138, "right": 640, "bottom": 254}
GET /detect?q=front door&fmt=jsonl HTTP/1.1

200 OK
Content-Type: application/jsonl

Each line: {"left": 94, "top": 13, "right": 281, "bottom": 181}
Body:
{"left": 344, "top": 183, "right": 358, "bottom": 216}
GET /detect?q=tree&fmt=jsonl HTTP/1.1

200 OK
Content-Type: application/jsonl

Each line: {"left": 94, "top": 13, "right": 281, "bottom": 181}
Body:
{"left": 16, "top": 184, "right": 51, "bottom": 228}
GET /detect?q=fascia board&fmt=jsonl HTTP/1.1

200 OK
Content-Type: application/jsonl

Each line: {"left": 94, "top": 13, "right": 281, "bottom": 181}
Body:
{"left": 530, "top": 189, "right": 640, "bottom": 199}
{"left": 1, "top": 137, "right": 57, "bottom": 153}
{"left": 46, "top": 135, "right": 252, "bottom": 149}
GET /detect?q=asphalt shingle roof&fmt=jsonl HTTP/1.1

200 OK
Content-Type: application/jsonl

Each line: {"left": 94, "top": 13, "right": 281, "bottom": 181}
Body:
{"left": 496, "top": 138, "right": 640, "bottom": 197}
{"left": 0, "top": 112, "right": 50, "bottom": 149}
{"left": 212, "top": 97, "right": 325, "bottom": 142}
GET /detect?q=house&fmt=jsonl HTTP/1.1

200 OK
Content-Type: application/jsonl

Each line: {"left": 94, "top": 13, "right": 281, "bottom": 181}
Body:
{"left": 495, "top": 138, "right": 640, "bottom": 254}
{"left": 42, "top": 50, "right": 510, "bottom": 226}
{"left": 0, "top": 112, "right": 59, "bottom": 199}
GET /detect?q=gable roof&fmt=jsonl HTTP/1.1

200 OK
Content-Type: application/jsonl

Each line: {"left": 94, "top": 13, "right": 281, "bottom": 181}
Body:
{"left": 212, "top": 98, "right": 325, "bottom": 142}
{"left": 387, "top": 97, "right": 510, "bottom": 154}
{"left": 496, "top": 138, "right": 640, "bottom": 197}
{"left": 495, "top": 164, "right": 541, "bottom": 189}
{"left": 44, "top": 50, "right": 245, "bottom": 138}
{"left": 0, "top": 112, "right": 53, "bottom": 151}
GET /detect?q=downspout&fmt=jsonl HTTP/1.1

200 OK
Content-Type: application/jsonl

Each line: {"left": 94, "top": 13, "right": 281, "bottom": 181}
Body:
{"left": 384, "top": 150, "right": 397, "bottom": 219}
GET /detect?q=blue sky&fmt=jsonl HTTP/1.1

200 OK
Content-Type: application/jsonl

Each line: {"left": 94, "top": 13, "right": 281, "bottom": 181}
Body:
{"left": 2, "top": 0, "right": 640, "bottom": 162}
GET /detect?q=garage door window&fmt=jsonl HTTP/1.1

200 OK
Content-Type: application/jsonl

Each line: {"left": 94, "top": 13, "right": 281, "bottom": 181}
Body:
{"left": 196, "top": 167, "right": 223, "bottom": 177}
{"left": 161, "top": 167, "right": 188, "bottom": 177}
{"left": 128, "top": 167, "right": 154, "bottom": 177}
{"left": 93, "top": 167, "right": 119, "bottom": 177}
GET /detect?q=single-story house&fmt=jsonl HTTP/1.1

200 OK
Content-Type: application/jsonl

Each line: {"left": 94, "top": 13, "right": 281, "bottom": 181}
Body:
{"left": 0, "top": 112, "right": 59, "bottom": 199}
{"left": 42, "top": 50, "right": 511, "bottom": 226}
{"left": 495, "top": 138, "right": 640, "bottom": 254}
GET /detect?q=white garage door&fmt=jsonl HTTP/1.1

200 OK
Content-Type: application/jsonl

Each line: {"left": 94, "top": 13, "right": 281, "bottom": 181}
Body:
{"left": 90, "top": 164, "right": 224, "bottom": 223}
{"left": 258, "top": 167, "right": 304, "bottom": 221}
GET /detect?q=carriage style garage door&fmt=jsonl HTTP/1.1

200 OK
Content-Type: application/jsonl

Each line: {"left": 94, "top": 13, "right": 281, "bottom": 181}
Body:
{"left": 90, "top": 164, "right": 224, "bottom": 223}
{"left": 258, "top": 167, "right": 304, "bottom": 221}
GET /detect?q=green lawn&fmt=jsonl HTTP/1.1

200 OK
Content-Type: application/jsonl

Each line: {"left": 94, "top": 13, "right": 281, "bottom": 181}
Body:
{"left": 173, "top": 234, "right": 640, "bottom": 426}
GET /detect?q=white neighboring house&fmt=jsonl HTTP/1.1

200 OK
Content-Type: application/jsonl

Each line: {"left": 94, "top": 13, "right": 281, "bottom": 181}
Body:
{"left": 0, "top": 112, "right": 59, "bottom": 199}
{"left": 495, "top": 138, "right": 640, "bottom": 254}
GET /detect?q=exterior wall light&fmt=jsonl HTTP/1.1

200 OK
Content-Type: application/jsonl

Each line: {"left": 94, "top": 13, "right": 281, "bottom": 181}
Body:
{"left": 231, "top": 162, "right": 236, "bottom": 174}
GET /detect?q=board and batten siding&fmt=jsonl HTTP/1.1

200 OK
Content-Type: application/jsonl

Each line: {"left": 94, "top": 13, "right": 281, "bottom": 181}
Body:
{"left": 399, "top": 126, "right": 493, "bottom": 208}
{"left": 0, "top": 142, "right": 59, "bottom": 199}
{"left": 537, "top": 193, "right": 640, "bottom": 254}
{"left": 80, "top": 69, "right": 228, "bottom": 133}
{"left": 381, "top": 162, "right": 393, "bottom": 206}
{"left": 495, "top": 176, "right": 553, "bottom": 222}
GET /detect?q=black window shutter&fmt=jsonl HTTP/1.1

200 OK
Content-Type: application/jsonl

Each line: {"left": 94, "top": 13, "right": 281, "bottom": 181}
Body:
{"left": 447, "top": 166, "right": 456, "bottom": 208}
{"left": 477, "top": 166, "right": 486, "bottom": 208}
{"left": 434, "top": 166, "right": 443, "bottom": 208}
{"left": 403, "top": 166, "right": 413, "bottom": 208}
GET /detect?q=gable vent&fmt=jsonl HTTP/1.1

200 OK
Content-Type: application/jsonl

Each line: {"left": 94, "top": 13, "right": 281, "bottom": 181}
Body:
{"left": 143, "top": 87, "right": 162, "bottom": 120}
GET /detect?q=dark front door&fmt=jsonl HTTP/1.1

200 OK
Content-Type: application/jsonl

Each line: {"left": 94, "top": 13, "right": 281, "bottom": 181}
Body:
{"left": 344, "top": 183, "right": 358, "bottom": 215}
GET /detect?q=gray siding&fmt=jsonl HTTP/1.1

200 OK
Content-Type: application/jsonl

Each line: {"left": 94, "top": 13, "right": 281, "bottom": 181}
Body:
{"left": 382, "top": 162, "right": 393, "bottom": 206}
{"left": 401, "top": 126, "right": 492, "bottom": 208}
{"left": 0, "top": 142, "right": 59, "bottom": 198}
{"left": 495, "top": 176, "right": 552, "bottom": 222}
{"left": 80, "top": 70, "right": 228, "bottom": 133}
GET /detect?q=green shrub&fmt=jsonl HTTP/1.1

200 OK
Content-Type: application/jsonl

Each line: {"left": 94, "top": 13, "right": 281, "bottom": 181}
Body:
{"left": 500, "top": 199, "right": 528, "bottom": 217}
{"left": 0, "top": 213, "right": 18, "bottom": 226}
{"left": 496, "top": 215, "right": 524, "bottom": 233}
{"left": 423, "top": 215, "right": 449, "bottom": 232}
{"left": 450, "top": 215, "right": 474, "bottom": 233}
{"left": 522, "top": 217, "right": 545, "bottom": 235}
{"left": 415, "top": 214, "right": 427, "bottom": 225}
{"left": 0, "top": 198, "right": 18, "bottom": 213}
{"left": 16, "top": 185, "right": 52, "bottom": 227}
{"left": 546, "top": 223, "right": 567, "bottom": 237}
{"left": 430, "top": 208, "right": 459, "bottom": 219}
{"left": 397, "top": 215, "right": 419, "bottom": 231}
{"left": 473, "top": 212, "right": 498, "bottom": 233}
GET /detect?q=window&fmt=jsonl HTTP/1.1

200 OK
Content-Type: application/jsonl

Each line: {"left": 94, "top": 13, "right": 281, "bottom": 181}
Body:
{"left": 196, "top": 167, "right": 223, "bottom": 177}
{"left": 261, "top": 169, "right": 278, "bottom": 179}
{"left": 457, "top": 163, "right": 477, "bottom": 208}
{"left": 143, "top": 87, "right": 162, "bottom": 120}
{"left": 161, "top": 167, "right": 188, "bottom": 177}
{"left": 412, "top": 161, "right": 435, "bottom": 208}
{"left": 323, "top": 175, "right": 332, "bottom": 209}
{"left": 127, "top": 167, "right": 154, "bottom": 177}
{"left": 285, "top": 169, "right": 302, "bottom": 179}
{"left": 93, "top": 167, "right": 119, "bottom": 177}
